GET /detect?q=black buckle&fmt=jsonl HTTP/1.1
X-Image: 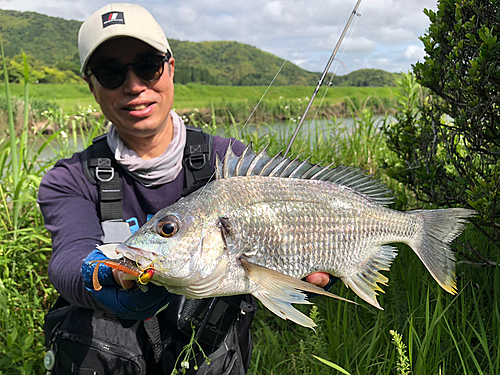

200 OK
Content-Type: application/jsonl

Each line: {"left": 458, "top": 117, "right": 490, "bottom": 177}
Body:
{"left": 188, "top": 154, "right": 207, "bottom": 171}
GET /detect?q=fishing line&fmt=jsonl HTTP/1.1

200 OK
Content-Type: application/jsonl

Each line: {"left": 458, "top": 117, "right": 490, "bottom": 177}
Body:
{"left": 186, "top": 0, "right": 331, "bottom": 211}
{"left": 308, "top": 0, "right": 366, "bottom": 132}
{"left": 241, "top": 0, "right": 329, "bottom": 132}
{"left": 284, "top": 0, "right": 364, "bottom": 157}
{"left": 170, "top": 1, "right": 365, "bottom": 219}
{"left": 160, "top": 4, "right": 367, "bottom": 362}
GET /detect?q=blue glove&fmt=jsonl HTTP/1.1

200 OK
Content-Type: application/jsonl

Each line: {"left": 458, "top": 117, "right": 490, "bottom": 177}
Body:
{"left": 82, "top": 249, "right": 173, "bottom": 320}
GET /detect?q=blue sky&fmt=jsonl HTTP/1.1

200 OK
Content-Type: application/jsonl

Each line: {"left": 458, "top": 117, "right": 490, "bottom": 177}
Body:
{"left": 1, "top": 0, "right": 437, "bottom": 74}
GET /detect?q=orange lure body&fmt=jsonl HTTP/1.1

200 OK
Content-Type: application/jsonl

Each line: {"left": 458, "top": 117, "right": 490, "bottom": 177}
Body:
{"left": 90, "top": 259, "right": 154, "bottom": 291}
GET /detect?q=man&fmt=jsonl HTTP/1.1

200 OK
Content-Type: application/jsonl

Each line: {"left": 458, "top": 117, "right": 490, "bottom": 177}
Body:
{"left": 39, "top": 3, "right": 331, "bottom": 374}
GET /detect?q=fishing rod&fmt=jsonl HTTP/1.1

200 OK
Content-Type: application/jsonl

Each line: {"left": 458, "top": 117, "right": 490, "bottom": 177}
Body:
{"left": 283, "top": 0, "right": 363, "bottom": 158}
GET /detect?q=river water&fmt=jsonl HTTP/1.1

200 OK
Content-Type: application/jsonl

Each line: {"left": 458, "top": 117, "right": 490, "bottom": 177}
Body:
{"left": 35, "top": 115, "right": 388, "bottom": 161}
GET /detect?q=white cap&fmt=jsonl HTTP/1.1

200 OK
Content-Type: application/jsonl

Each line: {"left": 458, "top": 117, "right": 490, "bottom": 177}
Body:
{"left": 78, "top": 3, "right": 172, "bottom": 73}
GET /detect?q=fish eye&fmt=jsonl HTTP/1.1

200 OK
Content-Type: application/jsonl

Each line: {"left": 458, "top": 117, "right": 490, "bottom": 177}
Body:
{"left": 157, "top": 215, "right": 180, "bottom": 238}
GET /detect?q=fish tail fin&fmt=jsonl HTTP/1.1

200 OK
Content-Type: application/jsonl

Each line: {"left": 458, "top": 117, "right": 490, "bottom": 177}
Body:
{"left": 408, "top": 208, "right": 476, "bottom": 294}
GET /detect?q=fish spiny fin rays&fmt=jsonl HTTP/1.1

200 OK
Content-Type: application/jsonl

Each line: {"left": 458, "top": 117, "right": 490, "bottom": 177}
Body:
{"left": 217, "top": 144, "right": 394, "bottom": 206}
{"left": 240, "top": 258, "right": 356, "bottom": 328}
{"left": 222, "top": 142, "right": 239, "bottom": 178}
{"left": 234, "top": 143, "right": 256, "bottom": 176}
{"left": 341, "top": 245, "right": 398, "bottom": 309}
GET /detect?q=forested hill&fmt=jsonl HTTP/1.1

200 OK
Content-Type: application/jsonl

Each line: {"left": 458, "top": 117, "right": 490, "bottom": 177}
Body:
{"left": 0, "top": 8, "right": 399, "bottom": 86}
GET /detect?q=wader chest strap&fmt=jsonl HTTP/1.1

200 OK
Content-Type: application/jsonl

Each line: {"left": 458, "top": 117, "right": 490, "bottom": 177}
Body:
{"left": 83, "top": 128, "right": 214, "bottom": 222}
{"left": 182, "top": 126, "right": 214, "bottom": 197}
{"left": 83, "top": 135, "right": 124, "bottom": 222}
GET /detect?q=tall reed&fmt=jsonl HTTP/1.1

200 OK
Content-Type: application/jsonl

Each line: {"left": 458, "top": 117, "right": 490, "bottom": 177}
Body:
{"left": 1, "top": 33, "right": 20, "bottom": 231}
{"left": 0, "top": 38, "right": 106, "bottom": 372}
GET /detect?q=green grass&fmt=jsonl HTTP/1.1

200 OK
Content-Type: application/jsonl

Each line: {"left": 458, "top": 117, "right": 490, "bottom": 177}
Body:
{"left": 5, "top": 82, "right": 398, "bottom": 113}
{"left": 1, "top": 65, "right": 497, "bottom": 374}
{"left": 246, "top": 247, "right": 499, "bottom": 375}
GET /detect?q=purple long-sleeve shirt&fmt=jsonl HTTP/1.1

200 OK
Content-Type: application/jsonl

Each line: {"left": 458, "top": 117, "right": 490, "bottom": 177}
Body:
{"left": 38, "top": 134, "right": 245, "bottom": 311}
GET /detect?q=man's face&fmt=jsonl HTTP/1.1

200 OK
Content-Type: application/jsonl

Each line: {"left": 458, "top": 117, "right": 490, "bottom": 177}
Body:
{"left": 86, "top": 37, "right": 175, "bottom": 141}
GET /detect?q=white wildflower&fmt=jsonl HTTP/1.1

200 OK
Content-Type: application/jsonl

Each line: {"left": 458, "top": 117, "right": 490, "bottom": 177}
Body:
{"left": 181, "top": 361, "right": 189, "bottom": 369}
{"left": 61, "top": 131, "right": 68, "bottom": 139}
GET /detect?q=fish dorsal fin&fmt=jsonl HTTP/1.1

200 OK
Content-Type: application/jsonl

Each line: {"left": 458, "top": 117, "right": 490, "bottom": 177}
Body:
{"left": 216, "top": 144, "right": 394, "bottom": 206}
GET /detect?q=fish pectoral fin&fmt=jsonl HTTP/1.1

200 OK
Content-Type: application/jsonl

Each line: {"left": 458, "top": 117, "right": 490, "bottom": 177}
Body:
{"left": 240, "top": 258, "right": 356, "bottom": 328}
{"left": 253, "top": 289, "right": 316, "bottom": 328}
{"left": 341, "top": 245, "right": 398, "bottom": 310}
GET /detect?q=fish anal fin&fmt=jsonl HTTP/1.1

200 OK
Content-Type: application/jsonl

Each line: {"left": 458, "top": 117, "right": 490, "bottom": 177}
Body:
{"left": 240, "top": 258, "right": 356, "bottom": 328}
{"left": 342, "top": 245, "right": 397, "bottom": 310}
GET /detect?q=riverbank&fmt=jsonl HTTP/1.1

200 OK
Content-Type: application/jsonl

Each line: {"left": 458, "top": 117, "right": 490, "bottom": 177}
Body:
{"left": 1, "top": 83, "right": 397, "bottom": 136}
{"left": 5, "top": 83, "right": 398, "bottom": 112}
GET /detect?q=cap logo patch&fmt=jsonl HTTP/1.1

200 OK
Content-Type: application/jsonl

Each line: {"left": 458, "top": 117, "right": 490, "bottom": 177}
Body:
{"left": 101, "top": 12, "right": 125, "bottom": 28}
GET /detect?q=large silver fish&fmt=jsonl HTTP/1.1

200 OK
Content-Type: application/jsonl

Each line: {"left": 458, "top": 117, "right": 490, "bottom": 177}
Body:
{"left": 117, "top": 144, "right": 475, "bottom": 328}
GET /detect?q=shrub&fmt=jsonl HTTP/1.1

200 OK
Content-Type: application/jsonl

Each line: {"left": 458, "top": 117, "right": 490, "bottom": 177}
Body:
{"left": 384, "top": 0, "right": 500, "bottom": 260}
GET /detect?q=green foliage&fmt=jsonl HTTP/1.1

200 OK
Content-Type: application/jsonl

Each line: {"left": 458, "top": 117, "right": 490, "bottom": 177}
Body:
{"left": 0, "top": 78, "right": 497, "bottom": 374}
{"left": 0, "top": 42, "right": 93, "bottom": 373}
{"left": 389, "top": 330, "right": 411, "bottom": 375}
{"left": 248, "top": 238, "right": 499, "bottom": 375}
{"left": 384, "top": 0, "right": 500, "bottom": 259}
{"left": 0, "top": 100, "right": 105, "bottom": 374}
{"left": 0, "top": 53, "right": 81, "bottom": 84}
{"left": 0, "top": 9, "right": 80, "bottom": 67}
{"left": 329, "top": 69, "right": 400, "bottom": 87}
{"left": 1, "top": 19, "right": 496, "bottom": 373}
{"left": 0, "top": 9, "right": 399, "bottom": 87}
{"left": 170, "top": 39, "right": 319, "bottom": 86}
{"left": 0, "top": 93, "right": 62, "bottom": 137}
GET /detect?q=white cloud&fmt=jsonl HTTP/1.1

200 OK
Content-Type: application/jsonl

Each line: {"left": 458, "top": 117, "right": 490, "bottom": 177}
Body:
{"left": 175, "top": 6, "right": 197, "bottom": 24}
{"left": 0, "top": 0, "right": 438, "bottom": 73}
{"left": 404, "top": 45, "right": 426, "bottom": 61}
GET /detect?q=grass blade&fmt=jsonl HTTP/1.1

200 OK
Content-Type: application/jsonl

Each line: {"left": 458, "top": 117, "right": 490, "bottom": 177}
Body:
{"left": 312, "top": 355, "right": 352, "bottom": 375}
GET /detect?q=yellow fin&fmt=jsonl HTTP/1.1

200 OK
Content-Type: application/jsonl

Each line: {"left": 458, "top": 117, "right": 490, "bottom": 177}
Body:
{"left": 342, "top": 245, "right": 397, "bottom": 309}
{"left": 241, "top": 258, "right": 356, "bottom": 328}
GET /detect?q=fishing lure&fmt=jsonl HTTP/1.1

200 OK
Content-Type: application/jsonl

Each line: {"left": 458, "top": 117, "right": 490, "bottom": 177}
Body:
{"left": 90, "top": 259, "right": 154, "bottom": 291}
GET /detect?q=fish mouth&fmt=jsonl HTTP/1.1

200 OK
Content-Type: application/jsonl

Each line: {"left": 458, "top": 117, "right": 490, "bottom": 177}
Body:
{"left": 115, "top": 244, "right": 157, "bottom": 267}
{"left": 115, "top": 236, "right": 204, "bottom": 284}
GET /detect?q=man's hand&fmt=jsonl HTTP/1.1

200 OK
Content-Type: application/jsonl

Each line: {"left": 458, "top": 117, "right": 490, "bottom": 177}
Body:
{"left": 82, "top": 249, "right": 173, "bottom": 320}
{"left": 305, "top": 272, "right": 331, "bottom": 288}
{"left": 113, "top": 269, "right": 137, "bottom": 289}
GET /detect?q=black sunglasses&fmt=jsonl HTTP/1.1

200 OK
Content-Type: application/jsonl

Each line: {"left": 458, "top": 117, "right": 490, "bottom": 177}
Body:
{"left": 87, "top": 51, "right": 171, "bottom": 90}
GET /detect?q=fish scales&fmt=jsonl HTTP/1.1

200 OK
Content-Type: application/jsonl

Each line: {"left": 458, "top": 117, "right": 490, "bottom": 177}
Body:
{"left": 217, "top": 176, "right": 414, "bottom": 279}
{"left": 116, "top": 144, "right": 476, "bottom": 328}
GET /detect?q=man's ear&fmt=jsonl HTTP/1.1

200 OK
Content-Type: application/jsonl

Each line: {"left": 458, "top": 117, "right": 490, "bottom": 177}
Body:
{"left": 83, "top": 75, "right": 98, "bottom": 103}
{"left": 167, "top": 57, "right": 175, "bottom": 78}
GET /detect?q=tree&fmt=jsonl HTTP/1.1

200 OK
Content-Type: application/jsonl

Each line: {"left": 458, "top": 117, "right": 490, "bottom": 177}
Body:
{"left": 384, "top": 0, "right": 500, "bottom": 260}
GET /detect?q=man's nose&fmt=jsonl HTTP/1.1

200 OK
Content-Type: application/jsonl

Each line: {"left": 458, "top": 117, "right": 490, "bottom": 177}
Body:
{"left": 122, "top": 67, "right": 147, "bottom": 92}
